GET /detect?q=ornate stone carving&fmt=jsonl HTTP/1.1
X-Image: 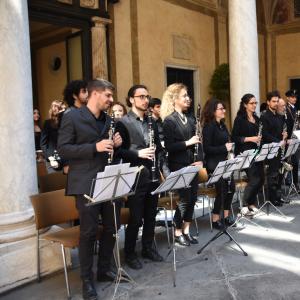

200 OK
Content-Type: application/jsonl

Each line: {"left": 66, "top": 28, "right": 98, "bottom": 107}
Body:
{"left": 57, "top": 0, "right": 73, "bottom": 4}
{"left": 172, "top": 35, "right": 192, "bottom": 60}
{"left": 80, "top": 0, "right": 99, "bottom": 9}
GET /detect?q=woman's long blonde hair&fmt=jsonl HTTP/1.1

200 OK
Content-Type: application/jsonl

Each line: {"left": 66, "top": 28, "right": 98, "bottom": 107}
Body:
{"left": 160, "top": 83, "right": 187, "bottom": 121}
{"left": 49, "top": 99, "right": 65, "bottom": 127}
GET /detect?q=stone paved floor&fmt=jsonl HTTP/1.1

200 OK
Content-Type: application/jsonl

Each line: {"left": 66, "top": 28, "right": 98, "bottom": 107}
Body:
{"left": 2, "top": 198, "right": 300, "bottom": 300}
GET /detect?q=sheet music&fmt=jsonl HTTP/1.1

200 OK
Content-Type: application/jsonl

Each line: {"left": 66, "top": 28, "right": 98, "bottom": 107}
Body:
{"left": 291, "top": 140, "right": 300, "bottom": 155}
{"left": 151, "top": 165, "right": 200, "bottom": 195}
{"left": 92, "top": 163, "right": 139, "bottom": 202}
{"left": 267, "top": 142, "right": 281, "bottom": 159}
{"left": 207, "top": 161, "right": 227, "bottom": 185}
{"left": 283, "top": 139, "right": 298, "bottom": 159}
{"left": 235, "top": 149, "right": 256, "bottom": 169}
{"left": 223, "top": 157, "right": 244, "bottom": 178}
{"left": 292, "top": 130, "right": 300, "bottom": 140}
{"left": 255, "top": 143, "right": 271, "bottom": 162}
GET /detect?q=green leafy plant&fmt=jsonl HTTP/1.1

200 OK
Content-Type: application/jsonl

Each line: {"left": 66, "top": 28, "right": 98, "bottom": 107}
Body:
{"left": 209, "top": 63, "right": 230, "bottom": 101}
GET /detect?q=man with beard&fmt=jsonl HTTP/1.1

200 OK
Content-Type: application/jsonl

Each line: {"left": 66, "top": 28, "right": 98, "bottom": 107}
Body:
{"left": 116, "top": 85, "right": 165, "bottom": 270}
{"left": 58, "top": 79, "right": 122, "bottom": 300}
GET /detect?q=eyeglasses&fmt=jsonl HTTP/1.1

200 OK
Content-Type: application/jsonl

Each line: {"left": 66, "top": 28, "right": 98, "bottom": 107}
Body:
{"left": 216, "top": 107, "right": 225, "bottom": 111}
{"left": 133, "top": 95, "right": 150, "bottom": 100}
{"left": 181, "top": 94, "right": 190, "bottom": 99}
{"left": 248, "top": 101, "right": 258, "bottom": 105}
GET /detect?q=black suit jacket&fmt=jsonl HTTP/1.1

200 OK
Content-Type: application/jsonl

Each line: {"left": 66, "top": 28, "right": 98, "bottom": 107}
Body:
{"left": 163, "top": 112, "right": 203, "bottom": 171}
{"left": 286, "top": 103, "right": 296, "bottom": 139}
{"left": 57, "top": 106, "right": 111, "bottom": 195}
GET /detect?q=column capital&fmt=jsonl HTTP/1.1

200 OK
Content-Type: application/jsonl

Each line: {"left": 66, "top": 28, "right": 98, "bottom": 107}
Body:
{"left": 91, "top": 16, "right": 112, "bottom": 27}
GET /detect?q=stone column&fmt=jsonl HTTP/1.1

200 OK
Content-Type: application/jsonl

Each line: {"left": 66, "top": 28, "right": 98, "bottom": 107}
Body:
{"left": 229, "top": 0, "right": 260, "bottom": 123}
{"left": 91, "top": 16, "right": 112, "bottom": 79}
{"left": 0, "top": 1, "right": 68, "bottom": 292}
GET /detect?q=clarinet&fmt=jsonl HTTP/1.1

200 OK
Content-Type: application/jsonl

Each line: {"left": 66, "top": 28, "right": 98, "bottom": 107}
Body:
{"left": 291, "top": 110, "right": 300, "bottom": 138}
{"left": 147, "top": 109, "right": 158, "bottom": 182}
{"left": 194, "top": 104, "right": 202, "bottom": 162}
{"left": 257, "top": 121, "right": 263, "bottom": 148}
{"left": 227, "top": 136, "right": 235, "bottom": 160}
{"left": 107, "top": 112, "right": 115, "bottom": 165}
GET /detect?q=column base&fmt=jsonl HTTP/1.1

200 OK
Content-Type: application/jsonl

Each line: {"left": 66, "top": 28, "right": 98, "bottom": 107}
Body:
{"left": 0, "top": 226, "right": 72, "bottom": 293}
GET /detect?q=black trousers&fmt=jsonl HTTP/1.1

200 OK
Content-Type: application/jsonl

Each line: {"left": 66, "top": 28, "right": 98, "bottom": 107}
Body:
{"left": 212, "top": 177, "right": 235, "bottom": 215}
{"left": 267, "top": 157, "right": 281, "bottom": 202}
{"left": 243, "top": 162, "right": 264, "bottom": 206}
{"left": 174, "top": 175, "right": 198, "bottom": 229}
{"left": 76, "top": 195, "right": 121, "bottom": 280}
{"left": 124, "top": 167, "right": 159, "bottom": 256}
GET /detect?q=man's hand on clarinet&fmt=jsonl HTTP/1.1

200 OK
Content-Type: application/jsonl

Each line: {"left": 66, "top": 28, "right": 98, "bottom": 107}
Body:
{"left": 138, "top": 147, "right": 155, "bottom": 160}
{"left": 96, "top": 139, "right": 114, "bottom": 153}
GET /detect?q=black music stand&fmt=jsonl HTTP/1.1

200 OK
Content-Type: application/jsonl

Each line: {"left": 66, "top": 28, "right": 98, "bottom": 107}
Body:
{"left": 282, "top": 139, "right": 300, "bottom": 201}
{"left": 151, "top": 165, "right": 201, "bottom": 288}
{"left": 255, "top": 142, "right": 287, "bottom": 218}
{"left": 231, "top": 150, "right": 265, "bottom": 229}
{"left": 197, "top": 158, "right": 248, "bottom": 256}
{"left": 84, "top": 163, "right": 142, "bottom": 300}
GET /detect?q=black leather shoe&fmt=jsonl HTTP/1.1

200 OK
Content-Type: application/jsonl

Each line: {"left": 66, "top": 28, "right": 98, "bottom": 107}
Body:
{"left": 212, "top": 220, "right": 224, "bottom": 230}
{"left": 175, "top": 234, "right": 190, "bottom": 246}
{"left": 97, "top": 270, "right": 117, "bottom": 282}
{"left": 183, "top": 233, "right": 198, "bottom": 244}
{"left": 82, "top": 279, "right": 98, "bottom": 300}
{"left": 125, "top": 254, "right": 143, "bottom": 270}
{"left": 142, "top": 247, "right": 163, "bottom": 262}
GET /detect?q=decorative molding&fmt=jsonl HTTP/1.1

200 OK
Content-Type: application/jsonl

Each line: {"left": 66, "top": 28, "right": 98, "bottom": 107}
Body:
{"left": 172, "top": 35, "right": 192, "bottom": 60}
{"left": 80, "top": 0, "right": 99, "bottom": 9}
{"left": 57, "top": 0, "right": 72, "bottom": 4}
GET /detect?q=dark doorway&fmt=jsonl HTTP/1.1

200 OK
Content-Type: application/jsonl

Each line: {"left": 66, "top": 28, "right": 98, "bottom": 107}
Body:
{"left": 290, "top": 78, "right": 300, "bottom": 109}
{"left": 166, "top": 67, "right": 195, "bottom": 114}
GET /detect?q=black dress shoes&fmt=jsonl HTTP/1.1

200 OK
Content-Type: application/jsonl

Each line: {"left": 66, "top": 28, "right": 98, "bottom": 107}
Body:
{"left": 97, "top": 270, "right": 117, "bottom": 282}
{"left": 212, "top": 220, "right": 224, "bottom": 230}
{"left": 183, "top": 233, "right": 199, "bottom": 244}
{"left": 82, "top": 279, "right": 98, "bottom": 300}
{"left": 142, "top": 247, "right": 163, "bottom": 262}
{"left": 175, "top": 234, "right": 190, "bottom": 246}
{"left": 125, "top": 254, "right": 143, "bottom": 270}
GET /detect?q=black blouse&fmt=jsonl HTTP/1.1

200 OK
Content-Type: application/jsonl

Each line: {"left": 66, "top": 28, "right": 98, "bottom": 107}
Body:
{"left": 163, "top": 111, "right": 203, "bottom": 171}
{"left": 202, "top": 120, "right": 229, "bottom": 173}
{"left": 231, "top": 114, "right": 260, "bottom": 155}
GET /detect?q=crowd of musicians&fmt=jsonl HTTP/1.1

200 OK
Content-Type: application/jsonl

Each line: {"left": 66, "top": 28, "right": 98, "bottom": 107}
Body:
{"left": 46, "top": 78, "right": 299, "bottom": 300}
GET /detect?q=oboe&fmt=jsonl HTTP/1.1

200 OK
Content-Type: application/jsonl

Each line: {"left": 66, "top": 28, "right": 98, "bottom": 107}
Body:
{"left": 107, "top": 112, "right": 115, "bottom": 165}
{"left": 147, "top": 109, "right": 158, "bottom": 182}
{"left": 194, "top": 104, "right": 202, "bottom": 162}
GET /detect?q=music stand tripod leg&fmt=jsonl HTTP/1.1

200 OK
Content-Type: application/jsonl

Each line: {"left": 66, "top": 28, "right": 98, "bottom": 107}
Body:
{"left": 111, "top": 200, "right": 136, "bottom": 300}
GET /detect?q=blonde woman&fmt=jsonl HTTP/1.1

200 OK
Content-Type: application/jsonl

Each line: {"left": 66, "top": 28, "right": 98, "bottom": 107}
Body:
{"left": 40, "top": 100, "right": 65, "bottom": 167}
{"left": 161, "top": 83, "right": 203, "bottom": 246}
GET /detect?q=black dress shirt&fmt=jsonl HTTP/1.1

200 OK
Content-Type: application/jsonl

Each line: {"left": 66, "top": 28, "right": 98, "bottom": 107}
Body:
{"left": 231, "top": 114, "right": 260, "bottom": 155}
{"left": 202, "top": 120, "right": 229, "bottom": 173}
{"left": 286, "top": 103, "right": 297, "bottom": 139}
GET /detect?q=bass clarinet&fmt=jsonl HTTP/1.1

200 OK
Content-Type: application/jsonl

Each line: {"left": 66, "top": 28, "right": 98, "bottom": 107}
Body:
{"left": 147, "top": 109, "right": 158, "bottom": 182}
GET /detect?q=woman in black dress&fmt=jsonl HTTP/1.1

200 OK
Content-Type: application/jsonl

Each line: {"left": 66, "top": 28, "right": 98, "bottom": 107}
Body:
{"left": 231, "top": 93, "right": 264, "bottom": 214}
{"left": 161, "top": 83, "right": 203, "bottom": 246}
{"left": 202, "top": 98, "right": 235, "bottom": 230}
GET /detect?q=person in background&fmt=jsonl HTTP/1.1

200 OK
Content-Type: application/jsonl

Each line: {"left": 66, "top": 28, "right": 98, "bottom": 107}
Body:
{"left": 149, "top": 98, "right": 164, "bottom": 142}
{"left": 40, "top": 100, "right": 65, "bottom": 172}
{"left": 63, "top": 80, "right": 88, "bottom": 111}
{"left": 33, "top": 109, "right": 42, "bottom": 151}
{"left": 110, "top": 101, "right": 127, "bottom": 120}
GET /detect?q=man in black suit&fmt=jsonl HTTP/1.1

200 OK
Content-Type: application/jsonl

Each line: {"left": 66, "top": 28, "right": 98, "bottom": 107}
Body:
{"left": 261, "top": 91, "right": 287, "bottom": 206}
{"left": 116, "top": 85, "right": 165, "bottom": 270}
{"left": 285, "top": 90, "right": 299, "bottom": 189}
{"left": 58, "top": 79, "right": 122, "bottom": 300}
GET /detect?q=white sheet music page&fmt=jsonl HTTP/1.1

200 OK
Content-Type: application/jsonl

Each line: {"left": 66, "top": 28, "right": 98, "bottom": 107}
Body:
{"left": 235, "top": 149, "right": 256, "bottom": 169}
{"left": 267, "top": 142, "right": 281, "bottom": 159}
{"left": 255, "top": 143, "right": 270, "bottom": 162}
{"left": 292, "top": 130, "right": 300, "bottom": 140}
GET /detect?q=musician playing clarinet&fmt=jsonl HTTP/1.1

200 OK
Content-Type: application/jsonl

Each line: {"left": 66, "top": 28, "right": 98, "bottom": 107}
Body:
{"left": 116, "top": 85, "right": 166, "bottom": 270}
{"left": 261, "top": 91, "right": 287, "bottom": 207}
{"left": 161, "top": 83, "right": 203, "bottom": 246}
{"left": 58, "top": 79, "right": 122, "bottom": 300}
{"left": 202, "top": 98, "right": 235, "bottom": 230}
{"left": 231, "top": 94, "right": 264, "bottom": 215}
